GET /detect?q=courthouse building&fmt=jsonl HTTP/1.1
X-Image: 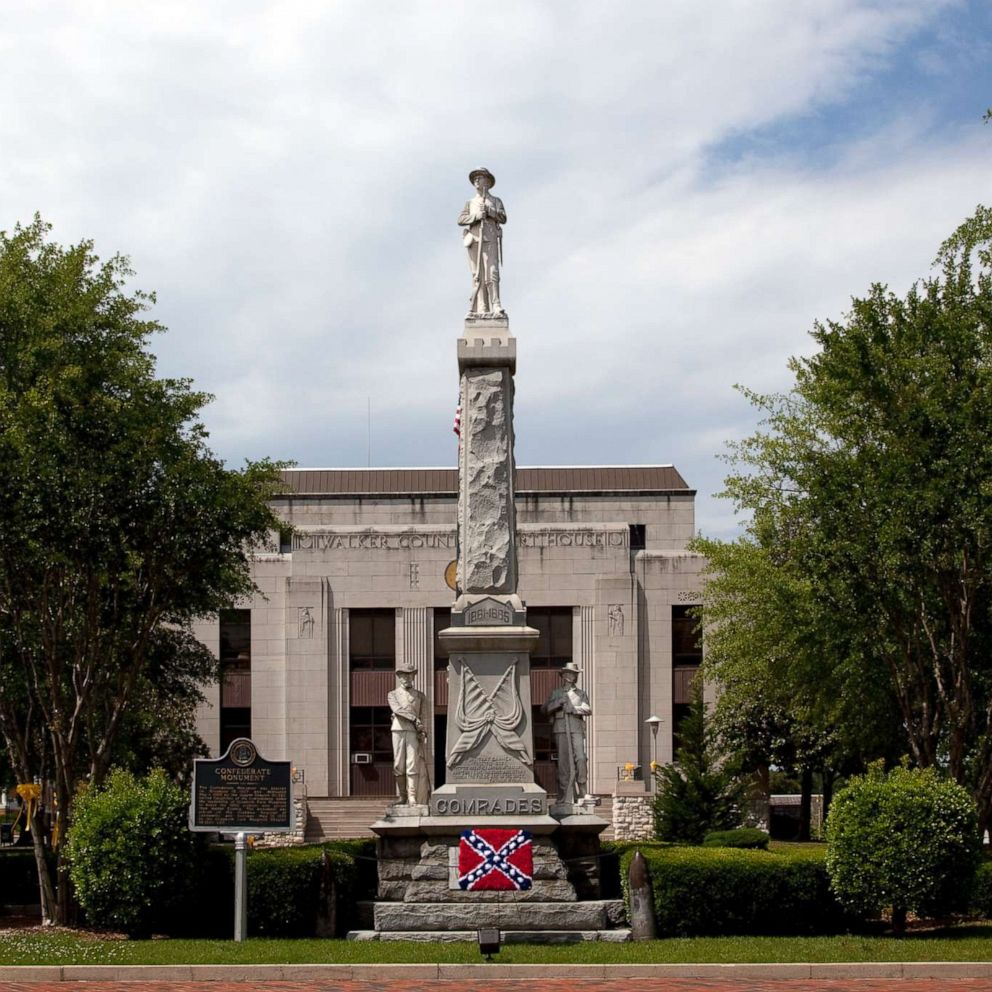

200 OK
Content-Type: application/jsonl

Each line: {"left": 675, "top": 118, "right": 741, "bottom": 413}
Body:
{"left": 193, "top": 464, "right": 705, "bottom": 836}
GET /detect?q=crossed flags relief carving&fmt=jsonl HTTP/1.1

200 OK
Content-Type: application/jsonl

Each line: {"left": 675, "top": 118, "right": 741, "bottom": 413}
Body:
{"left": 446, "top": 660, "right": 531, "bottom": 767}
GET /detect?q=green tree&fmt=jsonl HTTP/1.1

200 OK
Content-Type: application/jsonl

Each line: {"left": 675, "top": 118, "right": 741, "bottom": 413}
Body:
{"left": 0, "top": 217, "right": 284, "bottom": 923}
{"left": 653, "top": 685, "right": 744, "bottom": 843}
{"left": 826, "top": 763, "right": 980, "bottom": 932}
{"left": 700, "top": 205, "right": 992, "bottom": 834}
{"left": 693, "top": 526, "right": 904, "bottom": 835}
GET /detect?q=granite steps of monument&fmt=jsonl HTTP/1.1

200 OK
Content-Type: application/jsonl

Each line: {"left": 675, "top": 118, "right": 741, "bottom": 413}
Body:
{"left": 372, "top": 899, "right": 625, "bottom": 932}
{"left": 347, "top": 927, "right": 632, "bottom": 943}
{"left": 379, "top": 878, "right": 579, "bottom": 903}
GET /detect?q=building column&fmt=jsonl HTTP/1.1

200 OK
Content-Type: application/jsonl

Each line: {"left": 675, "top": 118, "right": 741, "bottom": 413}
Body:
{"left": 574, "top": 605, "right": 597, "bottom": 791}
{"left": 329, "top": 607, "right": 350, "bottom": 796}
{"left": 398, "top": 606, "right": 433, "bottom": 755}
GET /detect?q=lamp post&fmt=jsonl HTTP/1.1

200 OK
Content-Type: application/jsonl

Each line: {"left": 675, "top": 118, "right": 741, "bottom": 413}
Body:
{"left": 645, "top": 715, "right": 662, "bottom": 784}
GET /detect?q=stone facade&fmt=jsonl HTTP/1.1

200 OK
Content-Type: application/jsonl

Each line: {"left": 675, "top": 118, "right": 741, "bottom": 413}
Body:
{"left": 255, "top": 784, "right": 307, "bottom": 848}
{"left": 193, "top": 465, "right": 705, "bottom": 835}
{"left": 611, "top": 794, "right": 654, "bottom": 841}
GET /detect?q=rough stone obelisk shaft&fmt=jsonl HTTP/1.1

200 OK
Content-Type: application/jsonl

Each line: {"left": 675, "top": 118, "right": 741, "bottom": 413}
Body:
{"left": 456, "top": 318, "right": 518, "bottom": 596}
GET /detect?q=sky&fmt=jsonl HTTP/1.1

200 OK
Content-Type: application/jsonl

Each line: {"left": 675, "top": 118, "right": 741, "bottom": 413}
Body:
{"left": 1, "top": 1, "right": 990, "bottom": 538}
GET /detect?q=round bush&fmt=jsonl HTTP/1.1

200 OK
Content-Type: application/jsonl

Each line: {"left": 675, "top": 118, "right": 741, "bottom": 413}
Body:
{"left": 66, "top": 768, "right": 199, "bottom": 937}
{"left": 826, "top": 764, "right": 980, "bottom": 929}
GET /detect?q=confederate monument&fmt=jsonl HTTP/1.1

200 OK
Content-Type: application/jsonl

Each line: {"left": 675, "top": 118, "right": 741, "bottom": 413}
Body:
{"left": 360, "top": 169, "right": 621, "bottom": 941}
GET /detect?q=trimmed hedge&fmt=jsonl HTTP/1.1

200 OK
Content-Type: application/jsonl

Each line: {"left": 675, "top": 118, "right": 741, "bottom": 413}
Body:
{"left": 703, "top": 828, "right": 770, "bottom": 850}
{"left": 599, "top": 840, "right": 672, "bottom": 900}
{"left": 619, "top": 845, "right": 853, "bottom": 936}
{"left": 173, "top": 838, "right": 376, "bottom": 938}
{"left": 970, "top": 859, "right": 992, "bottom": 918}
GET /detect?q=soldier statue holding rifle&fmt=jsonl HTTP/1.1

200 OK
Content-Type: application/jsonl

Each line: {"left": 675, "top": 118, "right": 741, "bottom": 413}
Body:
{"left": 542, "top": 661, "right": 593, "bottom": 805}
{"left": 457, "top": 167, "right": 507, "bottom": 317}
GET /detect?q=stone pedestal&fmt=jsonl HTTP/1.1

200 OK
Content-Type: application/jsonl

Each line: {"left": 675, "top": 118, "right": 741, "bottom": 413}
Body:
{"left": 357, "top": 315, "right": 620, "bottom": 941}
{"left": 352, "top": 826, "right": 625, "bottom": 942}
{"left": 456, "top": 319, "right": 517, "bottom": 597}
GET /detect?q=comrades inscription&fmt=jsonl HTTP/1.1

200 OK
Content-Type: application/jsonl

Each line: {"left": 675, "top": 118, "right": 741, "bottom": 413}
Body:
{"left": 431, "top": 795, "right": 547, "bottom": 816}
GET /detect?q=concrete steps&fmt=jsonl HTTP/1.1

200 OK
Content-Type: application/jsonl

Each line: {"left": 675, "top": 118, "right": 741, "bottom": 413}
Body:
{"left": 373, "top": 899, "right": 625, "bottom": 933}
{"left": 305, "top": 798, "right": 392, "bottom": 841}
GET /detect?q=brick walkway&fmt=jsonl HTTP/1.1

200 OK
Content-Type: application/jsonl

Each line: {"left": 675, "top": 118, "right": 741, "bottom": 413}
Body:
{"left": 3, "top": 980, "right": 992, "bottom": 991}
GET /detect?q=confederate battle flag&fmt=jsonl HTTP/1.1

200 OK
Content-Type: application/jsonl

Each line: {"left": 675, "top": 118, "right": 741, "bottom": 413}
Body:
{"left": 458, "top": 828, "right": 533, "bottom": 891}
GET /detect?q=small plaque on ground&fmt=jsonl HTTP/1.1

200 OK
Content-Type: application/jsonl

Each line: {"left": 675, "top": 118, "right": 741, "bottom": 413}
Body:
{"left": 189, "top": 738, "right": 292, "bottom": 833}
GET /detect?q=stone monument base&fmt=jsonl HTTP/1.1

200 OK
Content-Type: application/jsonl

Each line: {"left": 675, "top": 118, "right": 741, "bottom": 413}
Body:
{"left": 351, "top": 814, "right": 625, "bottom": 942}
{"left": 348, "top": 816, "right": 629, "bottom": 943}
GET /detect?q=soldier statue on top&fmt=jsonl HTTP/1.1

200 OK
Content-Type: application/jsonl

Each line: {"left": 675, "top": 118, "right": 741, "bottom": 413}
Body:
{"left": 458, "top": 167, "right": 507, "bottom": 317}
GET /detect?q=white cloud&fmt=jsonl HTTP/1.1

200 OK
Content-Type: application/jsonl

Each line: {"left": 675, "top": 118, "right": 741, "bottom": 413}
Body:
{"left": 0, "top": 0, "right": 984, "bottom": 538}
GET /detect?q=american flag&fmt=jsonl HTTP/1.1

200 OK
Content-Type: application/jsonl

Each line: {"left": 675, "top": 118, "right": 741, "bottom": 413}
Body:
{"left": 458, "top": 828, "right": 533, "bottom": 891}
{"left": 453, "top": 401, "right": 461, "bottom": 438}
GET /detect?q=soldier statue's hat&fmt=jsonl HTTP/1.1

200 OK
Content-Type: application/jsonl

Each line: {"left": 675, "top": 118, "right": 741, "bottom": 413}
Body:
{"left": 468, "top": 168, "right": 495, "bottom": 188}
{"left": 560, "top": 662, "right": 582, "bottom": 675}
{"left": 395, "top": 662, "right": 418, "bottom": 676}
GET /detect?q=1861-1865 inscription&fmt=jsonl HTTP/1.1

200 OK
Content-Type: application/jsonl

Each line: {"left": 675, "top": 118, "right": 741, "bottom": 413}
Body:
{"left": 190, "top": 738, "right": 292, "bottom": 833}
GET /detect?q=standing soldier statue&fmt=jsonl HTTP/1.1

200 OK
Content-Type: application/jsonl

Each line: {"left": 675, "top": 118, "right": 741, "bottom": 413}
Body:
{"left": 458, "top": 167, "right": 507, "bottom": 317}
{"left": 388, "top": 662, "right": 431, "bottom": 806}
{"left": 542, "top": 662, "right": 593, "bottom": 805}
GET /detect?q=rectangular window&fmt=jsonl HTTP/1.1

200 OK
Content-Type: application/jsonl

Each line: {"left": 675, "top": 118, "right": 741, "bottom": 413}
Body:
{"left": 219, "top": 609, "right": 251, "bottom": 753}
{"left": 529, "top": 607, "right": 573, "bottom": 669}
{"left": 629, "top": 523, "right": 646, "bottom": 551}
{"left": 528, "top": 607, "right": 573, "bottom": 795}
{"left": 349, "top": 609, "right": 396, "bottom": 670}
{"left": 219, "top": 609, "right": 251, "bottom": 669}
{"left": 348, "top": 706, "right": 394, "bottom": 763}
{"left": 672, "top": 605, "right": 702, "bottom": 758}
{"left": 672, "top": 606, "right": 702, "bottom": 666}
{"left": 433, "top": 608, "right": 452, "bottom": 670}
{"left": 349, "top": 704, "right": 395, "bottom": 796}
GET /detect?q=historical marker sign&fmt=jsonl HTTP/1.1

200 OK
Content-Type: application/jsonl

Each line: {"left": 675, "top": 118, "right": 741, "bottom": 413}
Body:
{"left": 189, "top": 738, "right": 292, "bottom": 833}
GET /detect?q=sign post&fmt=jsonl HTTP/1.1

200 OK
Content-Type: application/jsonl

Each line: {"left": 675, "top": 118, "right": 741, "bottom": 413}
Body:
{"left": 234, "top": 832, "right": 248, "bottom": 942}
{"left": 189, "top": 738, "right": 292, "bottom": 942}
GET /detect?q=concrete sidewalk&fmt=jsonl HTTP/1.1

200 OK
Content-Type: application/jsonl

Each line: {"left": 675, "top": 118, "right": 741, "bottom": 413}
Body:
{"left": 1, "top": 961, "right": 992, "bottom": 983}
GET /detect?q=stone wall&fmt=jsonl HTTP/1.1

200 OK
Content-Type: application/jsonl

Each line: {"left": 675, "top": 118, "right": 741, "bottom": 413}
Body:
{"left": 255, "top": 785, "right": 307, "bottom": 848}
{"left": 612, "top": 794, "right": 654, "bottom": 840}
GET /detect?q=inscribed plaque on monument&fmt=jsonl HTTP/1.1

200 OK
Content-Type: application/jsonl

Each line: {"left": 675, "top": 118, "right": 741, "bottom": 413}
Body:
{"left": 189, "top": 738, "right": 292, "bottom": 833}
{"left": 445, "top": 654, "right": 535, "bottom": 783}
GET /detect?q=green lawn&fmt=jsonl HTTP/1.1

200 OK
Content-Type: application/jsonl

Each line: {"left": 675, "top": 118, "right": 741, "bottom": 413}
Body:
{"left": 2, "top": 927, "right": 992, "bottom": 966}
